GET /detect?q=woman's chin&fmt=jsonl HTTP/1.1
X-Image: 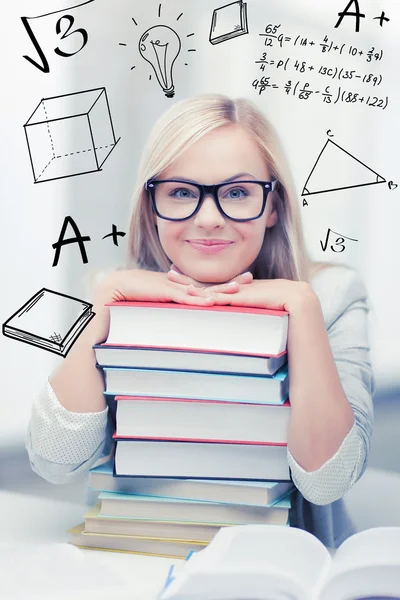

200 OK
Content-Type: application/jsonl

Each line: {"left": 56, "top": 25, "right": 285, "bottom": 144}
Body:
{"left": 179, "top": 263, "right": 235, "bottom": 285}
{"left": 191, "top": 273, "right": 231, "bottom": 285}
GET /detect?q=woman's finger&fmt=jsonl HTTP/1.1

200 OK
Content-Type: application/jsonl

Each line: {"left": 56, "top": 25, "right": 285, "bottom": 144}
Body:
{"left": 186, "top": 284, "right": 214, "bottom": 297}
{"left": 188, "top": 281, "right": 240, "bottom": 295}
{"left": 168, "top": 267, "right": 253, "bottom": 289}
{"left": 167, "top": 269, "right": 204, "bottom": 288}
{"left": 203, "top": 272, "right": 252, "bottom": 292}
{"left": 236, "top": 271, "right": 253, "bottom": 283}
{"left": 170, "top": 288, "right": 214, "bottom": 306}
{"left": 205, "top": 291, "right": 234, "bottom": 305}
{"left": 167, "top": 269, "right": 191, "bottom": 282}
{"left": 169, "top": 263, "right": 184, "bottom": 275}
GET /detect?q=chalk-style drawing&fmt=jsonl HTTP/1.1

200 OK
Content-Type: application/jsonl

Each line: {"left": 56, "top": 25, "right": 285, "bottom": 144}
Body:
{"left": 119, "top": 5, "right": 196, "bottom": 96}
{"left": 209, "top": 0, "right": 248, "bottom": 45}
{"left": 302, "top": 139, "right": 386, "bottom": 196}
{"left": 24, "top": 87, "right": 120, "bottom": 184}
{"left": 138, "top": 25, "right": 181, "bottom": 98}
{"left": 2, "top": 288, "right": 95, "bottom": 357}
{"left": 21, "top": 1, "right": 94, "bottom": 74}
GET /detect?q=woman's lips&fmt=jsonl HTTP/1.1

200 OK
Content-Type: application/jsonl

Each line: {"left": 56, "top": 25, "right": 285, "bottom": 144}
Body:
{"left": 186, "top": 241, "right": 234, "bottom": 253}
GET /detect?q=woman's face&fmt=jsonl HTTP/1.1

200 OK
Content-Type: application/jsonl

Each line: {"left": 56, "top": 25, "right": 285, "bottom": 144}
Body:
{"left": 154, "top": 124, "right": 278, "bottom": 284}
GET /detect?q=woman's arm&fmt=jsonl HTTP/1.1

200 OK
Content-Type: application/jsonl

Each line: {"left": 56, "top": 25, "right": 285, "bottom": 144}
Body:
{"left": 286, "top": 289, "right": 356, "bottom": 472}
{"left": 49, "top": 307, "right": 109, "bottom": 413}
{"left": 49, "top": 269, "right": 215, "bottom": 413}
{"left": 25, "top": 379, "right": 112, "bottom": 483}
{"left": 155, "top": 265, "right": 375, "bottom": 505}
{"left": 286, "top": 268, "right": 375, "bottom": 503}
{"left": 27, "top": 268, "right": 218, "bottom": 482}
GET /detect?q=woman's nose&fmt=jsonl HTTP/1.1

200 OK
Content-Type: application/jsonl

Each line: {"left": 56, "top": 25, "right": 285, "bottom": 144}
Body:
{"left": 193, "top": 194, "right": 226, "bottom": 226}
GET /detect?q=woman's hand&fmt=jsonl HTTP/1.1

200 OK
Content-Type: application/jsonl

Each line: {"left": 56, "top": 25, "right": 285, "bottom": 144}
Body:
{"left": 167, "top": 263, "right": 254, "bottom": 294}
{"left": 89, "top": 268, "right": 219, "bottom": 344}
{"left": 175, "top": 276, "right": 314, "bottom": 314}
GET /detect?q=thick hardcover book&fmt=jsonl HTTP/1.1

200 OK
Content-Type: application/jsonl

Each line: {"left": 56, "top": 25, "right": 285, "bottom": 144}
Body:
{"left": 89, "top": 461, "right": 294, "bottom": 506}
{"left": 104, "top": 301, "right": 289, "bottom": 356}
{"left": 96, "top": 491, "right": 291, "bottom": 526}
{"left": 114, "top": 395, "right": 291, "bottom": 444}
{"left": 94, "top": 343, "right": 287, "bottom": 377}
{"left": 83, "top": 502, "right": 236, "bottom": 542}
{"left": 68, "top": 523, "right": 208, "bottom": 559}
{"left": 103, "top": 363, "right": 289, "bottom": 405}
{"left": 113, "top": 438, "right": 290, "bottom": 481}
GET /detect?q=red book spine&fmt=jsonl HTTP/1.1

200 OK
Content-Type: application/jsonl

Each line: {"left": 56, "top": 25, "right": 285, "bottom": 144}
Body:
{"left": 114, "top": 395, "right": 291, "bottom": 407}
{"left": 112, "top": 432, "right": 287, "bottom": 446}
{"left": 97, "top": 343, "right": 287, "bottom": 359}
{"left": 105, "top": 300, "right": 289, "bottom": 317}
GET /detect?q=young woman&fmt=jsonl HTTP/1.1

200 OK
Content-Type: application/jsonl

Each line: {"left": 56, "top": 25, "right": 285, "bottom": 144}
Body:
{"left": 26, "top": 94, "right": 375, "bottom": 548}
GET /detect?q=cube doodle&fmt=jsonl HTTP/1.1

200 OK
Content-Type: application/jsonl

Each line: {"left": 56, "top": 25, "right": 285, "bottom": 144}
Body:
{"left": 24, "top": 87, "right": 120, "bottom": 183}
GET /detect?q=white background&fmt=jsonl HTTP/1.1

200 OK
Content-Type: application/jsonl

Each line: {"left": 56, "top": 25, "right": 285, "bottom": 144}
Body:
{"left": 1, "top": 0, "right": 399, "bottom": 447}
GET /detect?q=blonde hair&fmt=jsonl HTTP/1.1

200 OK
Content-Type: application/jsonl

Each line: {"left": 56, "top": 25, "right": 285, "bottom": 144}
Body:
{"left": 125, "top": 94, "right": 348, "bottom": 283}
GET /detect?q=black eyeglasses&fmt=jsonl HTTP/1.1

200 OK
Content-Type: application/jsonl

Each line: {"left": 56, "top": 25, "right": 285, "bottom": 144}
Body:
{"left": 145, "top": 178, "right": 277, "bottom": 222}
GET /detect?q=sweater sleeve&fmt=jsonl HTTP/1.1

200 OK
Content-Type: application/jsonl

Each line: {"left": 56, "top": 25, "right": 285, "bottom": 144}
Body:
{"left": 286, "top": 268, "right": 375, "bottom": 505}
{"left": 25, "top": 380, "right": 112, "bottom": 484}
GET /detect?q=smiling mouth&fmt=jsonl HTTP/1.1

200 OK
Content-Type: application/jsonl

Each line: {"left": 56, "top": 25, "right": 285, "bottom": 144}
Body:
{"left": 187, "top": 240, "right": 234, "bottom": 246}
{"left": 186, "top": 240, "right": 234, "bottom": 254}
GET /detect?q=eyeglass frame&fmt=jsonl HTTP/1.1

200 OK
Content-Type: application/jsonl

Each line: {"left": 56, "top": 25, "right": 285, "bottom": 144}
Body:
{"left": 144, "top": 178, "right": 278, "bottom": 222}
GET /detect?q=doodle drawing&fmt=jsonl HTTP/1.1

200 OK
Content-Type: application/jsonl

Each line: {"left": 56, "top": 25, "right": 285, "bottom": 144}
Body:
{"left": 21, "top": 0, "right": 94, "bottom": 74}
{"left": 209, "top": 0, "right": 248, "bottom": 45}
{"left": 302, "top": 139, "right": 386, "bottom": 196}
{"left": 2, "top": 288, "right": 95, "bottom": 357}
{"left": 119, "top": 5, "right": 196, "bottom": 97}
{"left": 24, "top": 87, "right": 120, "bottom": 184}
{"left": 139, "top": 25, "right": 181, "bottom": 98}
{"left": 320, "top": 228, "right": 358, "bottom": 253}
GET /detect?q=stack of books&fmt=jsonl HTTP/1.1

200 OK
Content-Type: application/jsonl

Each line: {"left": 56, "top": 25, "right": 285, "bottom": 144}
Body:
{"left": 68, "top": 301, "right": 295, "bottom": 558}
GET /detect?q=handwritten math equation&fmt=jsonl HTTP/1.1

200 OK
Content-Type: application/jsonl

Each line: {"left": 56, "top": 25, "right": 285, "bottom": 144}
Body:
{"left": 320, "top": 228, "right": 358, "bottom": 253}
{"left": 21, "top": 1, "right": 93, "bottom": 74}
{"left": 255, "top": 55, "right": 383, "bottom": 85}
{"left": 252, "top": 24, "right": 388, "bottom": 110}
{"left": 261, "top": 25, "right": 383, "bottom": 61}
{"left": 252, "top": 77, "right": 388, "bottom": 110}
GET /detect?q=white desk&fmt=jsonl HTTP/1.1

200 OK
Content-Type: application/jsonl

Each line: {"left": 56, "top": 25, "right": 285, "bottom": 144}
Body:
{"left": 0, "top": 490, "right": 182, "bottom": 600}
{"left": 3, "top": 468, "right": 400, "bottom": 598}
{"left": 0, "top": 489, "right": 341, "bottom": 600}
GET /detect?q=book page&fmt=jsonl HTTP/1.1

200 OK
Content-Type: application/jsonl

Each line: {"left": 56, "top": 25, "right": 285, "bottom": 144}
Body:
{"left": 160, "top": 525, "right": 332, "bottom": 600}
{"left": 317, "top": 527, "right": 400, "bottom": 600}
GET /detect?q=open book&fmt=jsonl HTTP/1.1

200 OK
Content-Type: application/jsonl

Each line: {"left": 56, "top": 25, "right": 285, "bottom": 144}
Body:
{"left": 158, "top": 524, "right": 400, "bottom": 600}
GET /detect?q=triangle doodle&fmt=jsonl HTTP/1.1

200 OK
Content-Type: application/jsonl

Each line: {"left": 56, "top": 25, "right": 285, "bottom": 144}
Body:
{"left": 302, "top": 140, "right": 386, "bottom": 196}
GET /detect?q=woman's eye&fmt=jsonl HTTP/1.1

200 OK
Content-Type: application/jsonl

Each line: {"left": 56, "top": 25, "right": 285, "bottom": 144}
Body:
{"left": 171, "top": 188, "right": 195, "bottom": 198}
{"left": 225, "top": 187, "right": 247, "bottom": 199}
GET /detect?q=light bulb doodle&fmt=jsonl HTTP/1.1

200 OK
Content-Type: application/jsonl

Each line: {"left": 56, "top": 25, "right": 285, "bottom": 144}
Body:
{"left": 138, "top": 26, "right": 181, "bottom": 98}
{"left": 118, "top": 3, "right": 196, "bottom": 98}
